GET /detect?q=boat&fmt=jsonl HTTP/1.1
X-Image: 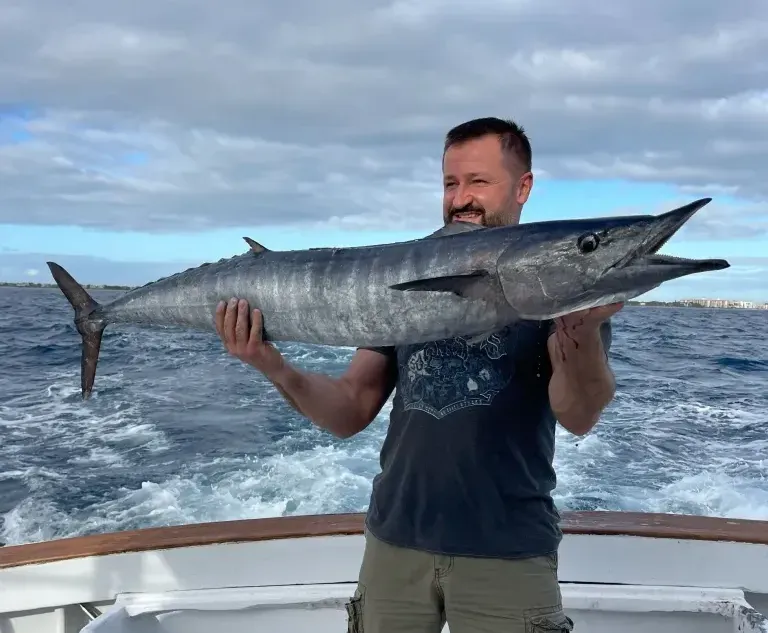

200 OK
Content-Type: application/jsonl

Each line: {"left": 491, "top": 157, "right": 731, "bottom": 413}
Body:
{"left": 1, "top": 510, "right": 766, "bottom": 632}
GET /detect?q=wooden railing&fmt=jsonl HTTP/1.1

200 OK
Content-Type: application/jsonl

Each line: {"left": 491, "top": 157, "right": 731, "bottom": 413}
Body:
{"left": 2, "top": 511, "right": 767, "bottom": 570}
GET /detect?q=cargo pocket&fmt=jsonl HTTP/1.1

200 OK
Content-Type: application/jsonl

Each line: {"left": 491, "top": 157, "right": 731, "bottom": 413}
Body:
{"left": 525, "top": 605, "right": 574, "bottom": 632}
{"left": 344, "top": 586, "right": 365, "bottom": 633}
{"left": 544, "top": 552, "right": 558, "bottom": 572}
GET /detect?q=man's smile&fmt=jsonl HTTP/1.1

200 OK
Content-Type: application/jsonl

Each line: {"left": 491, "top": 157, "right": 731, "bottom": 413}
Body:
{"left": 451, "top": 209, "right": 485, "bottom": 224}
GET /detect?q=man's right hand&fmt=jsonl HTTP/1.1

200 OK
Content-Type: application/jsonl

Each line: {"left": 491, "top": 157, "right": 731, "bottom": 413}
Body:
{"left": 215, "top": 298, "right": 285, "bottom": 378}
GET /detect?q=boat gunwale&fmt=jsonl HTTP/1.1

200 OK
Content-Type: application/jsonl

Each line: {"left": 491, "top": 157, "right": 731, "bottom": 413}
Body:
{"left": 1, "top": 510, "right": 767, "bottom": 570}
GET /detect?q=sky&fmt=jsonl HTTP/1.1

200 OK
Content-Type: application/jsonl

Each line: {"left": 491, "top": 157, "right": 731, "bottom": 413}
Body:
{"left": 0, "top": 0, "right": 767, "bottom": 302}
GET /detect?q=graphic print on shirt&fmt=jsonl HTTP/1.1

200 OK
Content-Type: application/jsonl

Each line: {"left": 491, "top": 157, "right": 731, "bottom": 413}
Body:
{"left": 399, "top": 326, "right": 519, "bottom": 419}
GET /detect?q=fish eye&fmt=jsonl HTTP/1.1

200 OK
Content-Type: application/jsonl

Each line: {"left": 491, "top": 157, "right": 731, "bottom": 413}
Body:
{"left": 577, "top": 233, "right": 600, "bottom": 253}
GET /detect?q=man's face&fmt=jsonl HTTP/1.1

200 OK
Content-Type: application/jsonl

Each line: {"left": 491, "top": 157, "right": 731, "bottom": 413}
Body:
{"left": 442, "top": 134, "right": 533, "bottom": 227}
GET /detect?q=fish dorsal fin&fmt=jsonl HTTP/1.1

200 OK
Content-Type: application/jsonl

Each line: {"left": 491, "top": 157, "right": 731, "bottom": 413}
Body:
{"left": 243, "top": 237, "right": 269, "bottom": 254}
{"left": 390, "top": 270, "right": 496, "bottom": 301}
{"left": 427, "top": 221, "right": 484, "bottom": 238}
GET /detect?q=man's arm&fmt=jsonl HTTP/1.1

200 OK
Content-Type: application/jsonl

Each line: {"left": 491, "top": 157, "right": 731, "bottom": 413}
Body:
{"left": 270, "top": 348, "right": 396, "bottom": 438}
{"left": 215, "top": 298, "right": 396, "bottom": 439}
{"left": 546, "top": 303, "right": 622, "bottom": 436}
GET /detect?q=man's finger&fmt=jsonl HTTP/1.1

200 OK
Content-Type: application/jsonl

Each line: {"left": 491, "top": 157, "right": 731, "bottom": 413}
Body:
{"left": 235, "top": 299, "right": 249, "bottom": 344}
{"left": 214, "top": 301, "right": 226, "bottom": 337}
{"left": 591, "top": 302, "right": 624, "bottom": 321}
{"left": 249, "top": 309, "right": 263, "bottom": 347}
{"left": 223, "top": 298, "right": 238, "bottom": 346}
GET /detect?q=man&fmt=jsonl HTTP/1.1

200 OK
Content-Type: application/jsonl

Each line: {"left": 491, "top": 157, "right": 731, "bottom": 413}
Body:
{"left": 215, "top": 117, "right": 620, "bottom": 632}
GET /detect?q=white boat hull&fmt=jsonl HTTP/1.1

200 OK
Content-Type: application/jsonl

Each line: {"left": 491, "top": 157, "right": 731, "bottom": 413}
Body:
{"left": 71, "top": 583, "right": 766, "bottom": 633}
{"left": 1, "top": 512, "right": 767, "bottom": 632}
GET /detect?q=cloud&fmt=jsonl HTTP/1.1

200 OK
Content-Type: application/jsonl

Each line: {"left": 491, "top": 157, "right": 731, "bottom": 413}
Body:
{"left": 1, "top": 0, "right": 768, "bottom": 232}
{"left": 681, "top": 200, "right": 768, "bottom": 240}
{"left": 0, "top": 252, "right": 199, "bottom": 286}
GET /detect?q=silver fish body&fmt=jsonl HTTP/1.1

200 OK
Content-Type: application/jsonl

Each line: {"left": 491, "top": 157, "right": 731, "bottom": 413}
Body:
{"left": 89, "top": 226, "right": 519, "bottom": 347}
{"left": 47, "top": 198, "right": 729, "bottom": 399}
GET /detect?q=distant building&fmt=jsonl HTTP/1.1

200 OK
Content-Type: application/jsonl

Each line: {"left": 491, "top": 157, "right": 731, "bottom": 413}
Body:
{"left": 679, "top": 298, "right": 768, "bottom": 309}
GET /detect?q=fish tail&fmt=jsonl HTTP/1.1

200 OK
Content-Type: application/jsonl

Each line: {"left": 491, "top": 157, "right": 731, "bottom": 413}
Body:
{"left": 46, "top": 262, "right": 106, "bottom": 400}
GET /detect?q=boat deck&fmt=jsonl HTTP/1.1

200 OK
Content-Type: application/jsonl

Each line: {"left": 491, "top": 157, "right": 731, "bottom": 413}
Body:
{"left": 1, "top": 511, "right": 766, "bottom": 632}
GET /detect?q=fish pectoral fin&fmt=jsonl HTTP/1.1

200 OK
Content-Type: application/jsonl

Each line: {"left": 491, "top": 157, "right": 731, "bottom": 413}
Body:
{"left": 389, "top": 270, "right": 495, "bottom": 300}
{"left": 243, "top": 237, "right": 269, "bottom": 254}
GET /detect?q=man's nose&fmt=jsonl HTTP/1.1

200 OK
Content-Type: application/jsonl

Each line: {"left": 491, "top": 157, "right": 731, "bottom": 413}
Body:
{"left": 452, "top": 184, "right": 473, "bottom": 207}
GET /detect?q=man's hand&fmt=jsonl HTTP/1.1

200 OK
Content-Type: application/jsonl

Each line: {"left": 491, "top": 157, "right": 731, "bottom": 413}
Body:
{"left": 547, "top": 302, "right": 622, "bottom": 435}
{"left": 215, "top": 297, "right": 285, "bottom": 379}
{"left": 552, "top": 303, "right": 623, "bottom": 353}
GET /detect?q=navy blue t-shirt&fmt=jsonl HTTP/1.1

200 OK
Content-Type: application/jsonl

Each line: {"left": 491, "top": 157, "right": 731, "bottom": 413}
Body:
{"left": 363, "top": 318, "right": 612, "bottom": 559}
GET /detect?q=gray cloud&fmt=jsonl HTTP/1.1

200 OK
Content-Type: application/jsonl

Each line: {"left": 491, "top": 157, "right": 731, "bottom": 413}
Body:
{"left": 682, "top": 201, "right": 768, "bottom": 240}
{"left": 1, "top": 0, "right": 768, "bottom": 231}
{"left": 0, "top": 252, "right": 199, "bottom": 286}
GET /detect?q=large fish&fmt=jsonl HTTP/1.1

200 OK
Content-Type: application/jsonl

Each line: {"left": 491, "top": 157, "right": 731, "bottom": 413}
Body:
{"left": 48, "top": 198, "right": 728, "bottom": 399}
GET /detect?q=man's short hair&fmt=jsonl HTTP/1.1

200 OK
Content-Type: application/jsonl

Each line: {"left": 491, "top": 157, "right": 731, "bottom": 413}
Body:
{"left": 444, "top": 117, "right": 532, "bottom": 173}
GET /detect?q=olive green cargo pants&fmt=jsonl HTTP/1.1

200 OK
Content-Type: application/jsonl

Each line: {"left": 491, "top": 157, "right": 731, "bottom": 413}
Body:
{"left": 345, "top": 529, "right": 573, "bottom": 633}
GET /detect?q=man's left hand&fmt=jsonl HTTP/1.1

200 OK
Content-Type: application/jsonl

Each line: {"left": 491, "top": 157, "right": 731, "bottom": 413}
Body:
{"left": 553, "top": 302, "right": 623, "bottom": 344}
{"left": 547, "top": 302, "right": 623, "bottom": 435}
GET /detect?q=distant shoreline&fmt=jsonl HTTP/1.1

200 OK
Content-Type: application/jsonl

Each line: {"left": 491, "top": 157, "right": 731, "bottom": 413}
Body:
{"left": 626, "top": 301, "right": 762, "bottom": 309}
{"left": 0, "top": 281, "right": 135, "bottom": 290}
{"left": 2, "top": 281, "right": 765, "bottom": 309}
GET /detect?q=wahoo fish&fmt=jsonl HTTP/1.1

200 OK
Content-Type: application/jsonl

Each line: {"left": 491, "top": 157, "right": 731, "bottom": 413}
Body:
{"left": 47, "top": 198, "right": 728, "bottom": 399}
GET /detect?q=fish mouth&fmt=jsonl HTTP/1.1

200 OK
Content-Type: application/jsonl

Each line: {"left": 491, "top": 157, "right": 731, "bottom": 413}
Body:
{"left": 614, "top": 198, "right": 730, "bottom": 272}
{"left": 638, "top": 253, "right": 729, "bottom": 271}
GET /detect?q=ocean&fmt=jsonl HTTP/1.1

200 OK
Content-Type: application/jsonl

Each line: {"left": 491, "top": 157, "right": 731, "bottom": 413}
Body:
{"left": 1, "top": 286, "right": 766, "bottom": 546}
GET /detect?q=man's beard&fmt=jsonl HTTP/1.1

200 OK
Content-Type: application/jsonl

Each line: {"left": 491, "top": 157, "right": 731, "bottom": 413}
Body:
{"left": 446, "top": 203, "right": 518, "bottom": 228}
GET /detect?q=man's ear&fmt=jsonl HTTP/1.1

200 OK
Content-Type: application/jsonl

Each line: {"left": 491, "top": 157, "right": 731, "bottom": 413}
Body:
{"left": 516, "top": 171, "right": 533, "bottom": 205}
